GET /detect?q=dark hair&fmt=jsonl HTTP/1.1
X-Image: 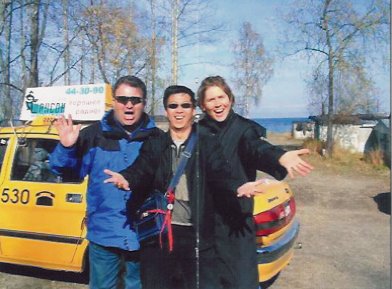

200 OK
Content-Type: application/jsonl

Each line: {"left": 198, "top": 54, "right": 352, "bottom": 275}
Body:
{"left": 197, "top": 75, "right": 235, "bottom": 107}
{"left": 163, "top": 85, "right": 196, "bottom": 109}
{"left": 112, "top": 75, "right": 147, "bottom": 99}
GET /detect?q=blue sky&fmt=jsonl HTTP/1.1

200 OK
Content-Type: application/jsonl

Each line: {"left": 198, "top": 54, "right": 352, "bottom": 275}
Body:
{"left": 177, "top": 0, "right": 390, "bottom": 118}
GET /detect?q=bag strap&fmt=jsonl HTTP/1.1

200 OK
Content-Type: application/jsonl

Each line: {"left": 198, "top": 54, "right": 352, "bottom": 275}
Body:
{"left": 160, "top": 130, "right": 197, "bottom": 252}
{"left": 166, "top": 130, "right": 197, "bottom": 194}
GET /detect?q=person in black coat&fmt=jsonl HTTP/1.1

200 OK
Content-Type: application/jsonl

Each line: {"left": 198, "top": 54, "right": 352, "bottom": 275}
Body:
{"left": 197, "top": 75, "right": 314, "bottom": 289}
{"left": 104, "top": 85, "right": 262, "bottom": 289}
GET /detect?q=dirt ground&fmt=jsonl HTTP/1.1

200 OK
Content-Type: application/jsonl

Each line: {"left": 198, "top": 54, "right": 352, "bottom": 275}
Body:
{"left": 263, "top": 164, "right": 390, "bottom": 289}
{"left": 0, "top": 140, "right": 390, "bottom": 289}
{"left": 263, "top": 133, "right": 391, "bottom": 289}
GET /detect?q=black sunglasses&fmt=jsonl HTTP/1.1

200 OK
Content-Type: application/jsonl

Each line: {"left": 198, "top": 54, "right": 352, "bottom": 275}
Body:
{"left": 167, "top": 103, "right": 193, "bottom": 109}
{"left": 115, "top": 96, "right": 144, "bottom": 105}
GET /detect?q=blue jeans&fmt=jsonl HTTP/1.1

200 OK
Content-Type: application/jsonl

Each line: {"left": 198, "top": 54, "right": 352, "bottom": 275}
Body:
{"left": 89, "top": 242, "right": 141, "bottom": 289}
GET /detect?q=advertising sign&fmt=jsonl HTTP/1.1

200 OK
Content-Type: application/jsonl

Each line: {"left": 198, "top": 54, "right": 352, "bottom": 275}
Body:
{"left": 20, "top": 83, "right": 112, "bottom": 121}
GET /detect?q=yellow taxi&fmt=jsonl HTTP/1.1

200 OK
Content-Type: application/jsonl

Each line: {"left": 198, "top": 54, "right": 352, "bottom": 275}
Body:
{"left": 0, "top": 83, "right": 111, "bottom": 272}
{"left": 253, "top": 180, "right": 299, "bottom": 282}
{"left": 0, "top": 116, "right": 88, "bottom": 272}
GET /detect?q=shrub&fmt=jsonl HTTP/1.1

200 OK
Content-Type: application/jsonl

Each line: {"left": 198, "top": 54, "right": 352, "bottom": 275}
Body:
{"left": 332, "top": 144, "right": 363, "bottom": 166}
{"left": 364, "top": 149, "right": 385, "bottom": 167}
{"left": 303, "top": 139, "right": 325, "bottom": 155}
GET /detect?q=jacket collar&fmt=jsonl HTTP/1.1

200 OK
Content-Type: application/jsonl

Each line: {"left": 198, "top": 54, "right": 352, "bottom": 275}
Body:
{"left": 201, "top": 109, "right": 236, "bottom": 133}
{"left": 165, "top": 123, "right": 198, "bottom": 146}
{"left": 101, "top": 110, "right": 160, "bottom": 141}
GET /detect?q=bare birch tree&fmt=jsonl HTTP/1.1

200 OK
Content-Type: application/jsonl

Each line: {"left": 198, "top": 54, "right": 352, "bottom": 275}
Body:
{"left": 29, "top": 0, "right": 48, "bottom": 88}
{"left": 170, "top": 0, "right": 179, "bottom": 84}
{"left": 162, "top": 0, "right": 224, "bottom": 85}
{"left": 133, "top": 0, "right": 222, "bottom": 114}
{"left": 232, "top": 22, "right": 273, "bottom": 117}
{"left": 0, "top": 0, "right": 12, "bottom": 121}
{"left": 81, "top": 2, "right": 148, "bottom": 84}
{"left": 282, "top": 0, "right": 389, "bottom": 157}
{"left": 0, "top": 0, "right": 32, "bottom": 121}
{"left": 144, "top": 0, "right": 167, "bottom": 115}
{"left": 62, "top": 0, "right": 70, "bottom": 85}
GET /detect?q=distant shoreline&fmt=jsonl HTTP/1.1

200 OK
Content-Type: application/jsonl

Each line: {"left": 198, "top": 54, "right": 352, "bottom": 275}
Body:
{"left": 252, "top": 117, "right": 309, "bottom": 134}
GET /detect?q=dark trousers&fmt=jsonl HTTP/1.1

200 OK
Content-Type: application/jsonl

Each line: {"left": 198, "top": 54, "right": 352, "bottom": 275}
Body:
{"left": 140, "top": 225, "right": 219, "bottom": 289}
{"left": 214, "top": 213, "right": 259, "bottom": 289}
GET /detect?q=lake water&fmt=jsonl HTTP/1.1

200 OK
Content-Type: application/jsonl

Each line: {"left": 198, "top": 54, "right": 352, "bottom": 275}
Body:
{"left": 252, "top": 117, "right": 309, "bottom": 133}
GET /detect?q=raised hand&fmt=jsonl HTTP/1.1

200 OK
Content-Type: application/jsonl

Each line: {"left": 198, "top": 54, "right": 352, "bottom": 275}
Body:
{"left": 278, "top": 148, "right": 314, "bottom": 178}
{"left": 103, "top": 169, "right": 130, "bottom": 191}
{"left": 54, "top": 114, "right": 81, "bottom": 148}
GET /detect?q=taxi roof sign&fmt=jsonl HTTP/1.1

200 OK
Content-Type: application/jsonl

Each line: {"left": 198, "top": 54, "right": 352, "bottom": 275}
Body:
{"left": 20, "top": 83, "right": 112, "bottom": 121}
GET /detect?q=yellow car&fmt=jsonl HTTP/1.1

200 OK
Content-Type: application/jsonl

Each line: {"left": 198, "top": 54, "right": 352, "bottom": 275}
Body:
{"left": 253, "top": 180, "right": 299, "bottom": 282}
{"left": 0, "top": 116, "right": 299, "bottom": 282}
{"left": 0, "top": 116, "right": 88, "bottom": 272}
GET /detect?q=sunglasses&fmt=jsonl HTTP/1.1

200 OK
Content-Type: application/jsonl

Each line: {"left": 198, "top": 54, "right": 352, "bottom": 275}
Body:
{"left": 167, "top": 103, "right": 193, "bottom": 109}
{"left": 115, "top": 96, "right": 144, "bottom": 105}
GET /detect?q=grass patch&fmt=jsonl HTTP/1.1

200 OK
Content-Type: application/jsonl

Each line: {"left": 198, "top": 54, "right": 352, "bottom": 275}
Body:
{"left": 302, "top": 138, "right": 325, "bottom": 155}
{"left": 364, "top": 149, "right": 385, "bottom": 168}
{"left": 302, "top": 140, "right": 390, "bottom": 176}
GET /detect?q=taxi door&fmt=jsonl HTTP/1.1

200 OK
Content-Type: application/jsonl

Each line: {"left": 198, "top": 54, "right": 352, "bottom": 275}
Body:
{"left": 0, "top": 134, "right": 88, "bottom": 271}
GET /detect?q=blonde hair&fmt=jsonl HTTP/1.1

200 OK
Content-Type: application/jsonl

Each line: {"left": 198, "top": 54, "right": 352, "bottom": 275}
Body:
{"left": 197, "top": 76, "right": 235, "bottom": 107}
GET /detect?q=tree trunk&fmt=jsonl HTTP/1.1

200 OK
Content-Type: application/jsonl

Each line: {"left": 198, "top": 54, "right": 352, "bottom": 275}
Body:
{"left": 171, "top": 0, "right": 179, "bottom": 85}
{"left": 0, "top": 1, "right": 13, "bottom": 121}
{"left": 90, "top": 51, "right": 95, "bottom": 84}
{"left": 326, "top": 48, "right": 334, "bottom": 157}
{"left": 30, "top": 0, "right": 40, "bottom": 87}
{"left": 20, "top": 0, "right": 27, "bottom": 91}
{"left": 62, "top": 0, "right": 70, "bottom": 85}
{"left": 4, "top": 1, "right": 12, "bottom": 120}
{"left": 150, "top": 0, "right": 157, "bottom": 115}
{"left": 80, "top": 38, "right": 85, "bottom": 84}
{"left": 324, "top": 0, "right": 334, "bottom": 157}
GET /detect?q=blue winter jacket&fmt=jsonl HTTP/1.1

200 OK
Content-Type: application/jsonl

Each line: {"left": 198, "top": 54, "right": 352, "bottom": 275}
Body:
{"left": 49, "top": 110, "right": 161, "bottom": 251}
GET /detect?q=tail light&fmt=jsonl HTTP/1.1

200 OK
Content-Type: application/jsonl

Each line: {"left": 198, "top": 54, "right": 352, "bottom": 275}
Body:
{"left": 253, "top": 197, "right": 296, "bottom": 236}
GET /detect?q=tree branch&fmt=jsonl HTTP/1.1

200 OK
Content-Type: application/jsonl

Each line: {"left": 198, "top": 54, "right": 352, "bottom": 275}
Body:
{"left": 0, "top": 82, "right": 23, "bottom": 92}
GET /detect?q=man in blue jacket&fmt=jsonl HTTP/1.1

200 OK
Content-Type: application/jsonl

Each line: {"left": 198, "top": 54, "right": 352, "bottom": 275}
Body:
{"left": 50, "top": 75, "right": 161, "bottom": 289}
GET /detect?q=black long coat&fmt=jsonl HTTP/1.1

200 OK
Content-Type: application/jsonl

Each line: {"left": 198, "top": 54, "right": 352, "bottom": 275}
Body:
{"left": 199, "top": 110, "right": 288, "bottom": 289}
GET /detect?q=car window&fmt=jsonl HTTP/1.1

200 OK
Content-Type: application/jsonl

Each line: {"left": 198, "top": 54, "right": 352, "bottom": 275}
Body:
{"left": 0, "top": 138, "right": 9, "bottom": 172}
{"left": 11, "top": 138, "right": 82, "bottom": 183}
